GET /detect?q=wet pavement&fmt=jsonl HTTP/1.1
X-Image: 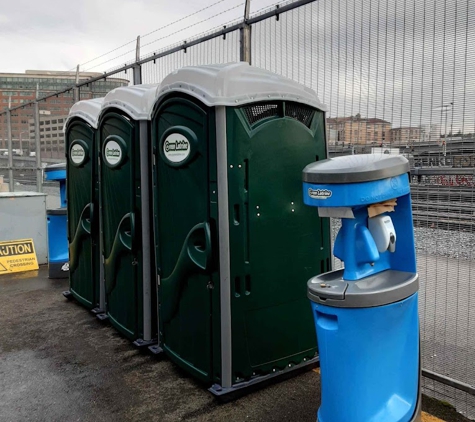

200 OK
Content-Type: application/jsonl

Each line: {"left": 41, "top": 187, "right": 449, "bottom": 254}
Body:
{"left": 0, "top": 267, "right": 470, "bottom": 422}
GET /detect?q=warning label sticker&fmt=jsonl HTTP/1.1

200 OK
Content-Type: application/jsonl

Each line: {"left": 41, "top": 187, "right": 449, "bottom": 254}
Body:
{"left": 0, "top": 239, "right": 39, "bottom": 274}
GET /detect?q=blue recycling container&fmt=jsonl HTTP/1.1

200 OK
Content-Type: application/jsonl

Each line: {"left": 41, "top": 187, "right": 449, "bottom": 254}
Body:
{"left": 45, "top": 163, "right": 67, "bottom": 208}
{"left": 47, "top": 208, "right": 69, "bottom": 279}
{"left": 303, "top": 155, "right": 421, "bottom": 422}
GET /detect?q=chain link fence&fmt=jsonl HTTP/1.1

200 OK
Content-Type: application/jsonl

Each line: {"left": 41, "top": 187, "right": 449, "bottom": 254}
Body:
{"left": 1, "top": 0, "right": 474, "bottom": 417}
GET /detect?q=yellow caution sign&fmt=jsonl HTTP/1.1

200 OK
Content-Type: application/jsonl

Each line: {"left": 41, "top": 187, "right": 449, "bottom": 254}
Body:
{"left": 0, "top": 239, "right": 39, "bottom": 274}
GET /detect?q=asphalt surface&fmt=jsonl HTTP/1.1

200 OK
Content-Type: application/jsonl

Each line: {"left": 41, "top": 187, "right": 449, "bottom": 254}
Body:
{"left": 0, "top": 267, "right": 322, "bottom": 422}
{"left": 0, "top": 267, "right": 471, "bottom": 422}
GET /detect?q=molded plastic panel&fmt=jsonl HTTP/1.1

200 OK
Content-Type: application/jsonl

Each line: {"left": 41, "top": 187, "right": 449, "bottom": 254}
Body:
{"left": 153, "top": 96, "right": 214, "bottom": 382}
{"left": 66, "top": 120, "right": 100, "bottom": 309}
{"left": 100, "top": 112, "right": 143, "bottom": 341}
{"left": 227, "top": 105, "right": 331, "bottom": 380}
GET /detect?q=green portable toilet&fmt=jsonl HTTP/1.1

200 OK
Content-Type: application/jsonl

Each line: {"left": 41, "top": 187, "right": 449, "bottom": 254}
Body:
{"left": 98, "top": 85, "right": 158, "bottom": 346}
{"left": 64, "top": 98, "right": 105, "bottom": 312}
{"left": 151, "top": 63, "right": 331, "bottom": 395}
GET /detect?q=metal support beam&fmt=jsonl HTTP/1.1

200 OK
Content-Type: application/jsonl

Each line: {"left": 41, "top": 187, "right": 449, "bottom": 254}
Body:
{"left": 133, "top": 36, "right": 142, "bottom": 85}
{"left": 6, "top": 104, "right": 13, "bottom": 192}
{"left": 139, "top": 121, "right": 152, "bottom": 342}
{"left": 240, "top": 0, "right": 252, "bottom": 64}
{"left": 216, "top": 106, "right": 232, "bottom": 388}
{"left": 34, "top": 86, "right": 42, "bottom": 192}
{"left": 73, "top": 64, "right": 80, "bottom": 103}
{"left": 422, "top": 369, "right": 475, "bottom": 396}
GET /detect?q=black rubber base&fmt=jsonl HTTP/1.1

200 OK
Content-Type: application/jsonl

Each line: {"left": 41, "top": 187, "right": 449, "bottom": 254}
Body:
{"left": 49, "top": 262, "right": 69, "bottom": 279}
{"left": 148, "top": 345, "right": 164, "bottom": 355}
{"left": 133, "top": 338, "right": 157, "bottom": 349}
{"left": 96, "top": 313, "right": 109, "bottom": 322}
{"left": 62, "top": 290, "right": 74, "bottom": 300}
{"left": 91, "top": 307, "right": 105, "bottom": 315}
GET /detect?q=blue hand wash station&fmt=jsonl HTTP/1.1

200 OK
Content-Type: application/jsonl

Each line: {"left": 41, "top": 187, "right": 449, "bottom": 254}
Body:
{"left": 303, "top": 155, "right": 421, "bottom": 422}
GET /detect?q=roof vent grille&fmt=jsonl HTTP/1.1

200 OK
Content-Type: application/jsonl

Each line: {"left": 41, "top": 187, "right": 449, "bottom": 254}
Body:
{"left": 285, "top": 102, "right": 315, "bottom": 127}
{"left": 243, "top": 103, "right": 280, "bottom": 126}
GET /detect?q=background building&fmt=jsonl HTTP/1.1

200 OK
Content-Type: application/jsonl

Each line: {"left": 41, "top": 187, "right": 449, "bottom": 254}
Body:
{"left": 327, "top": 114, "right": 391, "bottom": 146}
{"left": 0, "top": 70, "right": 128, "bottom": 155}
{"left": 389, "top": 127, "right": 422, "bottom": 146}
{"left": 27, "top": 114, "right": 67, "bottom": 158}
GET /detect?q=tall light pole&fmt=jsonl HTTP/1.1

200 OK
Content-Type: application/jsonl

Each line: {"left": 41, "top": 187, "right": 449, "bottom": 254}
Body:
{"left": 19, "top": 131, "right": 27, "bottom": 156}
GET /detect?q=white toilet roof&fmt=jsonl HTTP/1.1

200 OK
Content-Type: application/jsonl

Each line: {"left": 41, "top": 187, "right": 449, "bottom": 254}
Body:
{"left": 99, "top": 62, "right": 326, "bottom": 121}
{"left": 65, "top": 97, "right": 104, "bottom": 129}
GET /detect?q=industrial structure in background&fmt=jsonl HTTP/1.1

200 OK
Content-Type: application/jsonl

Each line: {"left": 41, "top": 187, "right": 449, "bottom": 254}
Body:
{"left": 0, "top": 70, "right": 128, "bottom": 156}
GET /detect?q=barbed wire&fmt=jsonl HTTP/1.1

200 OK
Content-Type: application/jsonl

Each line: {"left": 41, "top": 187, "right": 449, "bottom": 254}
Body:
{"left": 78, "top": 0, "right": 233, "bottom": 72}
{"left": 83, "top": 2, "right": 245, "bottom": 72}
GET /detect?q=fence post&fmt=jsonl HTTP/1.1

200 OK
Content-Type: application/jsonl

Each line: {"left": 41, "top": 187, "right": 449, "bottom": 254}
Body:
{"left": 73, "top": 64, "right": 80, "bottom": 103}
{"left": 133, "top": 36, "right": 142, "bottom": 85}
{"left": 6, "top": 99, "right": 14, "bottom": 192}
{"left": 240, "top": 0, "right": 252, "bottom": 64}
{"left": 34, "top": 85, "right": 42, "bottom": 193}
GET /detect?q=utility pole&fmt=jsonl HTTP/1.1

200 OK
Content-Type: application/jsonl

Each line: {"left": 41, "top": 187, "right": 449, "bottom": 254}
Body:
{"left": 133, "top": 36, "right": 142, "bottom": 85}
{"left": 7, "top": 96, "right": 13, "bottom": 191}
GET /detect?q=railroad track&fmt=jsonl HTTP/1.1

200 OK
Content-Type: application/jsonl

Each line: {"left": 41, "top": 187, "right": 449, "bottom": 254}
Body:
{"left": 4, "top": 177, "right": 474, "bottom": 231}
{"left": 411, "top": 185, "right": 474, "bottom": 231}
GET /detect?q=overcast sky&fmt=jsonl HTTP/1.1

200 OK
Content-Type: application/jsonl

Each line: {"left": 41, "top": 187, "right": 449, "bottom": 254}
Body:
{"left": 2, "top": 0, "right": 474, "bottom": 133}
{"left": 0, "top": 0, "right": 279, "bottom": 74}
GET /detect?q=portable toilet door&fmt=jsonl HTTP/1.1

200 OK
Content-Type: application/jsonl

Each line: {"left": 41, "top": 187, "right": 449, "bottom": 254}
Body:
{"left": 64, "top": 98, "right": 104, "bottom": 311}
{"left": 151, "top": 63, "right": 331, "bottom": 393}
{"left": 98, "top": 85, "right": 159, "bottom": 345}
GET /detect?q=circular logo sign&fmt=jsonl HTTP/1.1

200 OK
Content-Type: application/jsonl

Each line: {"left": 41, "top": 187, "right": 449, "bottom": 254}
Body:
{"left": 104, "top": 140, "right": 123, "bottom": 166}
{"left": 163, "top": 133, "right": 191, "bottom": 164}
{"left": 70, "top": 143, "right": 86, "bottom": 165}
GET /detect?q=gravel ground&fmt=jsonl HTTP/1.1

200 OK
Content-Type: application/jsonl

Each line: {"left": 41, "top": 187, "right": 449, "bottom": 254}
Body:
{"left": 414, "top": 227, "right": 475, "bottom": 261}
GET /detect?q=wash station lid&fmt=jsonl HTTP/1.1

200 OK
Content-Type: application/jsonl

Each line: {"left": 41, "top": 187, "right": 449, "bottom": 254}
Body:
{"left": 303, "top": 154, "right": 410, "bottom": 184}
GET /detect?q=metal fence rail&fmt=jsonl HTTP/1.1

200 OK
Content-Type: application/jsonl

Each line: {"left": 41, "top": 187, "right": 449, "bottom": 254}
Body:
{"left": 1, "top": 0, "right": 474, "bottom": 417}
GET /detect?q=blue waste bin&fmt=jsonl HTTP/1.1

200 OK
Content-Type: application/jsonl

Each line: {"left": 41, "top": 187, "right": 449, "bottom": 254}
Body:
{"left": 45, "top": 163, "right": 67, "bottom": 208}
{"left": 47, "top": 208, "right": 69, "bottom": 278}
{"left": 303, "top": 155, "right": 421, "bottom": 422}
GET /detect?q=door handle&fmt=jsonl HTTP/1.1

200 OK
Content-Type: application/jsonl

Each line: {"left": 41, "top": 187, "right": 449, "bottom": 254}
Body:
{"left": 69, "top": 203, "right": 93, "bottom": 274}
{"left": 104, "top": 212, "right": 136, "bottom": 294}
{"left": 161, "top": 222, "right": 212, "bottom": 322}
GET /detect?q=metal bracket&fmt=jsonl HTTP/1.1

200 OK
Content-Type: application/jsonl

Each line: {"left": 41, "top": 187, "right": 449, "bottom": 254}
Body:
{"left": 209, "top": 355, "right": 319, "bottom": 398}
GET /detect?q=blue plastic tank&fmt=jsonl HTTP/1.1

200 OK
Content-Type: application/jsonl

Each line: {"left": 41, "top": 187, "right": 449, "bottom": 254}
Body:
{"left": 47, "top": 208, "right": 69, "bottom": 279}
{"left": 45, "top": 163, "right": 67, "bottom": 208}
